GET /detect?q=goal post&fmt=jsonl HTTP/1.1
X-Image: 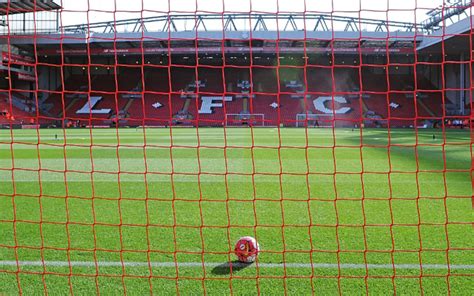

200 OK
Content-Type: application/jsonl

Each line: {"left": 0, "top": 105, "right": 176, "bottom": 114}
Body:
{"left": 225, "top": 113, "right": 265, "bottom": 126}
{"left": 295, "top": 113, "right": 334, "bottom": 127}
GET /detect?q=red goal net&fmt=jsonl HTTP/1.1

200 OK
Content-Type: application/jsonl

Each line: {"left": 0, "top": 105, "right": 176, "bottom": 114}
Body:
{"left": 0, "top": 0, "right": 472, "bottom": 294}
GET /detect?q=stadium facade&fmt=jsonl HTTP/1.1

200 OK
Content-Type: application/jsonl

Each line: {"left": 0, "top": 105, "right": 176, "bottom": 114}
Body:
{"left": 0, "top": 0, "right": 472, "bottom": 128}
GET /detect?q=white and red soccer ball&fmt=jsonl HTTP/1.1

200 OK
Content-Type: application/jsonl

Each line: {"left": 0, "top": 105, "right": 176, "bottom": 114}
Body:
{"left": 234, "top": 236, "right": 260, "bottom": 263}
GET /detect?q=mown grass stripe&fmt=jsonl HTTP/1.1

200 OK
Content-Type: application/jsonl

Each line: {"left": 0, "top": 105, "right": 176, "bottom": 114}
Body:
{"left": 1, "top": 261, "right": 473, "bottom": 270}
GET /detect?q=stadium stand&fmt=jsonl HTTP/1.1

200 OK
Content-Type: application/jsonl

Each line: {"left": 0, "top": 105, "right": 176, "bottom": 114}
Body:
{"left": 36, "top": 65, "right": 453, "bottom": 128}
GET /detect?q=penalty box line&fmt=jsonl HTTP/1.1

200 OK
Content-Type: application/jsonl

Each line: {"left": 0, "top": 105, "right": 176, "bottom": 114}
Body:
{"left": 0, "top": 261, "right": 473, "bottom": 270}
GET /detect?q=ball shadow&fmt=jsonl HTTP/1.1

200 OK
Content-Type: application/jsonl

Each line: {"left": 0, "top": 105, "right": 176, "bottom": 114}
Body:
{"left": 211, "top": 261, "right": 253, "bottom": 275}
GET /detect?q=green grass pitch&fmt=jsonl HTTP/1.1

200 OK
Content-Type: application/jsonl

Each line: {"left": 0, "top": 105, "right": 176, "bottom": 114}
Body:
{"left": 0, "top": 127, "right": 472, "bottom": 295}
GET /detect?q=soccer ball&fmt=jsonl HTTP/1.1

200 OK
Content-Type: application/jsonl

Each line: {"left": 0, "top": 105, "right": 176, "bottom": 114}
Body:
{"left": 234, "top": 236, "right": 260, "bottom": 263}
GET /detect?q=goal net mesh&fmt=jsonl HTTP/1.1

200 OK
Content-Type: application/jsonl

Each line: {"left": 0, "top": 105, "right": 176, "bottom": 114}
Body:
{"left": 0, "top": 0, "right": 472, "bottom": 294}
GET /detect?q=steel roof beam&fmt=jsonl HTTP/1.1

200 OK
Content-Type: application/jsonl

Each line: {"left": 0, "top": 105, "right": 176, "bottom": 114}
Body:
{"left": 422, "top": 0, "right": 471, "bottom": 33}
{"left": 60, "top": 13, "right": 426, "bottom": 34}
{"left": 223, "top": 15, "right": 237, "bottom": 31}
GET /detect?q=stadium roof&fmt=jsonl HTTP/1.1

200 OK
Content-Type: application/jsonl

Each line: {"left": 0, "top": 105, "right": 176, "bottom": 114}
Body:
{"left": 4, "top": 13, "right": 422, "bottom": 56}
{"left": 418, "top": 15, "right": 473, "bottom": 54}
{"left": 59, "top": 13, "right": 424, "bottom": 34}
{"left": 8, "top": 30, "right": 420, "bottom": 56}
{"left": 1, "top": 13, "right": 472, "bottom": 56}
{"left": 0, "top": 0, "right": 61, "bottom": 15}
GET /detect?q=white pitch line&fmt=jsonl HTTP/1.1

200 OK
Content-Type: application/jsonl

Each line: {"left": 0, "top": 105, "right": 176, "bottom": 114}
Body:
{"left": 0, "top": 261, "right": 473, "bottom": 270}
